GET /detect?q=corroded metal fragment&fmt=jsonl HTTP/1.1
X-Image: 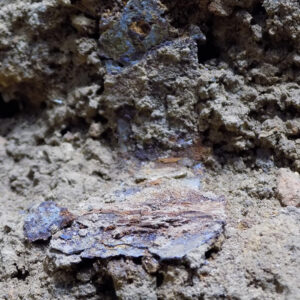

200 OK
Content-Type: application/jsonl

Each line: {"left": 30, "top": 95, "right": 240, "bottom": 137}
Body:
{"left": 50, "top": 187, "right": 226, "bottom": 262}
{"left": 99, "top": 0, "right": 169, "bottom": 68}
{"left": 24, "top": 201, "right": 74, "bottom": 242}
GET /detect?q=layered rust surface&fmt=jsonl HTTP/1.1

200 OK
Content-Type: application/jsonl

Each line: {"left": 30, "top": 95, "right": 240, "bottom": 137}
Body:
{"left": 49, "top": 187, "right": 225, "bottom": 262}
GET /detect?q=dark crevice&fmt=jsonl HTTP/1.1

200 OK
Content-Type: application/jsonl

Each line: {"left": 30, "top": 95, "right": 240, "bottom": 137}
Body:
{"left": 161, "top": 0, "right": 202, "bottom": 29}
{"left": 274, "top": 278, "right": 285, "bottom": 294}
{"left": 70, "top": 259, "right": 117, "bottom": 298}
{"left": 35, "top": 136, "right": 46, "bottom": 146}
{"left": 95, "top": 274, "right": 117, "bottom": 298}
{"left": 132, "top": 257, "right": 142, "bottom": 265}
{"left": 198, "top": 38, "right": 220, "bottom": 64}
{"left": 116, "top": 105, "right": 136, "bottom": 121}
{"left": 97, "top": 79, "right": 105, "bottom": 95}
{"left": 287, "top": 132, "right": 300, "bottom": 141}
{"left": 64, "top": 117, "right": 89, "bottom": 134}
{"left": 94, "top": 114, "right": 108, "bottom": 125}
{"left": 100, "top": 128, "right": 115, "bottom": 146}
{"left": 156, "top": 272, "right": 164, "bottom": 287}
{"left": 205, "top": 246, "right": 220, "bottom": 260}
{"left": 0, "top": 96, "right": 21, "bottom": 118}
{"left": 251, "top": 2, "right": 267, "bottom": 25}
{"left": 60, "top": 126, "right": 71, "bottom": 136}
{"left": 197, "top": 22, "right": 220, "bottom": 63}
{"left": 247, "top": 271, "right": 286, "bottom": 294}
{"left": 42, "top": 116, "right": 90, "bottom": 146}
{"left": 249, "top": 103, "right": 299, "bottom": 123}
{"left": 11, "top": 265, "right": 29, "bottom": 281}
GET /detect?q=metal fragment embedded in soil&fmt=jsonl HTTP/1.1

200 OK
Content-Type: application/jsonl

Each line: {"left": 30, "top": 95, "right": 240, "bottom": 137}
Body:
{"left": 49, "top": 186, "right": 226, "bottom": 263}
{"left": 99, "top": 0, "right": 170, "bottom": 70}
{"left": 24, "top": 201, "right": 75, "bottom": 242}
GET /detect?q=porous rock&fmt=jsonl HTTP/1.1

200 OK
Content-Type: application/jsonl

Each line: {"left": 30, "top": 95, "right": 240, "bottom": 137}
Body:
{"left": 277, "top": 168, "right": 300, "bottom": 207}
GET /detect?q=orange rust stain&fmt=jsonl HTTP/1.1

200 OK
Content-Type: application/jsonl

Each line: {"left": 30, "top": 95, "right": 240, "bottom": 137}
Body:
{"left": 189, "top": 140, "right": 212, "bottom": 161}
{"left": 129, "top": 21, "right": 151, "bottom": 36}
{"left": 168, "top": 136, "right": 177, "bottom": 143}
{"left": 104, "top": 225, "right": 116, "bottom": 231}
{"left": 158, "top": 157, "right": 182, "bottom": 164}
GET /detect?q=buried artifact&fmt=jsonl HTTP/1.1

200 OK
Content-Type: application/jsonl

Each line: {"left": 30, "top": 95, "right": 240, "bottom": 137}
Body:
{"left": 24, "top": 184, "right": 226, "bottom": 265}
{"left": 24, "top": 201, "right": 75, "bottom": 242}
{"left": 47, "top": 186, "right": 226, "bottom": 265}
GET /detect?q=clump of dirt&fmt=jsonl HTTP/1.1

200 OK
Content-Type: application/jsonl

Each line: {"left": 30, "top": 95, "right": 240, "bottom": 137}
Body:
{"left": 0, "top": 0, "right": 299, "bottom": 299}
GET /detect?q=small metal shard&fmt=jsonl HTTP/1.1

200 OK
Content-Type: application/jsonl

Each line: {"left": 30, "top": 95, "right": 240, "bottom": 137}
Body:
{"left": 24, "top": 201, "right": 74, "bottom": 242}
{"left": 99, "top": 0, "right": 170, "bottom": 70}
{"left": 49, "top": 186, "right": 226, "bottom": 263}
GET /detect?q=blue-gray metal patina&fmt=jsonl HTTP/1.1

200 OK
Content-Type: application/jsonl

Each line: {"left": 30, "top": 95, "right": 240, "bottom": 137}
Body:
{"left": 99, "top": 0, "right": 170, "bottom": 71}
{"left": 24, "top": 201, "right": 74, "bottom": 242}
{"left": 49, "top": 187, "right": 226, "bottom": 262}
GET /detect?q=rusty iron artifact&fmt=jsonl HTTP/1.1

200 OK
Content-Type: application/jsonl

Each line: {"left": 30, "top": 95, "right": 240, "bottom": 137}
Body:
{"left": 99, "top": 0, "right": 170, "bottom": 71}
{"left": 49, "top": 187, "right": 226, "bottom": 262}
{"left": 24, "top": 201, "right": 74, "bottom": 242}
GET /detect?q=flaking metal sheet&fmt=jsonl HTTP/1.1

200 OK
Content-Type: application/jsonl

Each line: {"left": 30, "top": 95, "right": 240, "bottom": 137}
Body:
{"left": 49, "top": 187, "right": 226, "bottom": 261}
{"left": 24, "top": 201, "right": 74, "bottom": 242}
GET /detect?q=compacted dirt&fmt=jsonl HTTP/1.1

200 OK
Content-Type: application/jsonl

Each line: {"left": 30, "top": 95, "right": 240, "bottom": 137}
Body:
{"left": 0, "top": 0, "right": 299, "bottom": 299}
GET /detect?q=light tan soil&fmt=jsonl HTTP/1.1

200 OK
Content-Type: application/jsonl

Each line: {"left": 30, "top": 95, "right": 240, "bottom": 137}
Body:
{"left": 0, "top": 0, "right": 299, "bottom": 299}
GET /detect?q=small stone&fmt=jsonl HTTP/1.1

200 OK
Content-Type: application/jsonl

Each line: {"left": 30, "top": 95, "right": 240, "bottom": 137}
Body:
{"left": 277, "top": 168, "right": 300, "bottom": 207}
{"left": 79, "top": 229, "right": 88, "bottom": 237}
{"left": 51, "top": 254, "right": 82, "bottom": 269}
{"left": 73, "top": 283, "right": 96, "bottom": 298}
{"left": 142, "top": 256, "right": 160, "bottom": 274}
{"left": 208, "top": 0, "right": 232, "bottom": 17}
{"left": 58, "top": 0, "right": 71, "bottom": 4}
{"left": 88, "top": 122, "right": 104, "bottom": 138}
{"left": 76, "top": 269, "right": 94, "bottom": 282}
{"left": 292, "top": 54, "right": 300, "bottom": 67}
{"left": 71, "top": 15, "right": 96, "bottom": 35}
{"left": 0, "top": 136, "right": 6, "bottom": 147}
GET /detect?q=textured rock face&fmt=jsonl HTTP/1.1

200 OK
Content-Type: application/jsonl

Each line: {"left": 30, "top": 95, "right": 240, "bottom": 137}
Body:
{"left": 0, "top": 0, "right": 300, "bottom": 299}
{"left": 0, "top": 0, "right": 299, "bottom": 170}
{"left": 101, "top": 37, "right": 201, "bottom": 149}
